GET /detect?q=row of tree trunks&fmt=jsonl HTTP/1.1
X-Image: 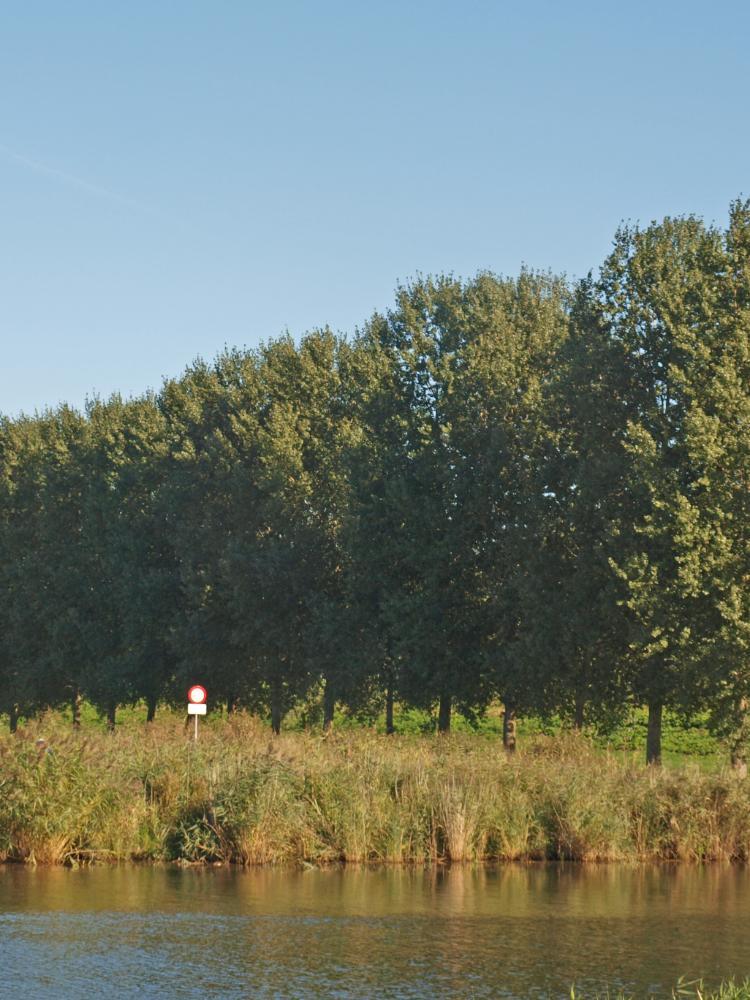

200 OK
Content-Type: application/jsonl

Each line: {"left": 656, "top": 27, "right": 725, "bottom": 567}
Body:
{"left": 32, "top": 685, "right": 748, "bottom": 775}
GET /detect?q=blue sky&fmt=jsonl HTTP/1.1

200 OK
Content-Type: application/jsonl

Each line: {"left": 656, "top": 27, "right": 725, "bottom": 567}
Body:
{"left": 2, "top": 0, "right": 748, "bottom": 416}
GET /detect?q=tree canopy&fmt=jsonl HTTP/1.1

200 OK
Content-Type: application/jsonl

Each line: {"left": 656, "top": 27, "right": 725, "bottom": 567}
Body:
{"left": 2, "top": 202, "right": 749, "bottom": 764}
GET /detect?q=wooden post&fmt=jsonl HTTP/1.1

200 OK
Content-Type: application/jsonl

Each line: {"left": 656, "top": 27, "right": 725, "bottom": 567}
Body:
{"left": 503, "top": 702, "right": 517, "bottom": 753}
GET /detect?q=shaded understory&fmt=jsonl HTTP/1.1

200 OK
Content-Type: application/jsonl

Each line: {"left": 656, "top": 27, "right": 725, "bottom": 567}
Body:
{"left": 3, "top": 713, "right": 750, "bottom": 866}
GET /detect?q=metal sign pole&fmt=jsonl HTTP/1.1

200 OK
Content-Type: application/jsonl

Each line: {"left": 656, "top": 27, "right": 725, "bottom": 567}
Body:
{"left": 187, "top": 685, "right": 207, "bottom": 744}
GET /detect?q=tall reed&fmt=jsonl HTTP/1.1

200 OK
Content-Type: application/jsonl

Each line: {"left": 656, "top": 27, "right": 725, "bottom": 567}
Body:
{"left": 2, "top": 714, "right": 750, "bottom": 866}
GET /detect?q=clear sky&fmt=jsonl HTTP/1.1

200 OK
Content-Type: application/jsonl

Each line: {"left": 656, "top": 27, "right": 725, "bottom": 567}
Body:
{"left": 1, "top": 0, "right": 748, "bottom": 416}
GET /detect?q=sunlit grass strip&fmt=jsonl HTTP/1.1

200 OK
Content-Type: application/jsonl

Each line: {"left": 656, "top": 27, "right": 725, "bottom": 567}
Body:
{"left": 3, "top": 712, "right": 750, "bottom": 865}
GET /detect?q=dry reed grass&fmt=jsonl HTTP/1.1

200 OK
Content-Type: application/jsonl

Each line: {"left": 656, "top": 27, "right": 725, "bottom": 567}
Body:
{"left": 571, "top": 979, "right": 750, "bottom": 998}
{"left": 2, "top": 713, "right": 750, "bottom": 866}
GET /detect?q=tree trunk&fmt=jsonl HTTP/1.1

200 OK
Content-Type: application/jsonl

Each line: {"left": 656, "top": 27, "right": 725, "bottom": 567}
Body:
{"left": 437, "top": 693, "right": 451, "bottom": 733}
{"left": 146, "top": 695, "right": 157, "bottom": 723}
{"left": 226, "top": 695, "right": 238, "bottom": 714}
{"left": 574, "top": 692, "right": 585, "bottom": 731}
{"left": 323, "top": 677, "right": 335, "bottom": 733}
{"left": 503, "top": 702, "right": 517, "bottom": 753}
{"left": 646, "top": 700, "right": 662, "bottom": 765}
{"left": 71, "top": 690, "right": 81, "bottom": 730}
{"left": 385, "top": 681, "right": 395, "bottom": 735}
{"left": 9, "top": 705, "right": 19, "bottom": 734}
{"left": 106, "top": 702, "right": 116, "bottom": 732}
{"left": 270, "top": 679, "right": 282, "bottom": 736}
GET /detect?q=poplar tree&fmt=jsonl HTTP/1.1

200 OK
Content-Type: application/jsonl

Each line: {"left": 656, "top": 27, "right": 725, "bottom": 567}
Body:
{"left": 83, "top": 395, "right": 178, "bottom": 723}
{"left": 222, "top": 332, "right": 356, "bottom": 732}
{"left": 515, "top": 279, "right": 632, "bottom": 732}
{"left": 665, "top": 202, "right": 750, "bottom": 768}
{"left": 458, "top": 272, "right": 569, "bottom": 744}
{"left": 362, "top": 273, "right": 568, "bottom": 733}
{"left": 0, "top": 415, "right": 55, "bottom": 728}
{"left": 162, "top": 352, "right": 258, "bottom": 711}
{"left": 365, "top": 277, "right": 490, "bottom": 732}
{"left": 596, "top": 215, "right": 729, "bottom": 763}
{"left": 342, "top": 323, "right": 412, "bottom": 731}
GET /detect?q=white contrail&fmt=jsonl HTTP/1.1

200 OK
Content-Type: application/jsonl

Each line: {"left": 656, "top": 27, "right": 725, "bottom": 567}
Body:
{"left": 0, "top": 142, "right": 149, "bottom": 212}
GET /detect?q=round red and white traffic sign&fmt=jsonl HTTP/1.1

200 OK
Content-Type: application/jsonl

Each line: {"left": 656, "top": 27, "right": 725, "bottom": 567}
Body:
{"left": 187, "top": 685, "right": 207, "bottom": 705}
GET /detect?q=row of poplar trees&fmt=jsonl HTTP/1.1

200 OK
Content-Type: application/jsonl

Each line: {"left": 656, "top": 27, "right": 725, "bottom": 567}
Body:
{"left": 1, "top": 203, "right": 749, "bottom": 765}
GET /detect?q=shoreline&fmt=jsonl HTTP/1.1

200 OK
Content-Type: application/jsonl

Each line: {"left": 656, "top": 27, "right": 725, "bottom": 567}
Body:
{"left": 2, "top": 856, "right": 748, "bottom": 869}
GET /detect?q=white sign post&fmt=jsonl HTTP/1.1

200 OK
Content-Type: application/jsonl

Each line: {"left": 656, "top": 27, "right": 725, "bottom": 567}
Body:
{"left": 187, "top": 685, "right": 207, "bottom": 742}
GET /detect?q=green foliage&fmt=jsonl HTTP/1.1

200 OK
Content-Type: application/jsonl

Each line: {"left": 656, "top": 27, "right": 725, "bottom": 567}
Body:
{"left": 1, "top": 201, "right": 749, "bottom": 767}
{"left": 596, "top": 708, "right": 719, "bottom": 759}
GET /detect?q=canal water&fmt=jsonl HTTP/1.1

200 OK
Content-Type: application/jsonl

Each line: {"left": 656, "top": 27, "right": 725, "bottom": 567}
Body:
{"left": 0, "top": 864, "right": 748, "bottom": 997}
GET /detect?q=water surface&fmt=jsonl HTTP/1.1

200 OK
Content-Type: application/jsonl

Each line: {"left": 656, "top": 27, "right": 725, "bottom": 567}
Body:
{"left": 1, "top": 864, "right": 748, "bottom": 997}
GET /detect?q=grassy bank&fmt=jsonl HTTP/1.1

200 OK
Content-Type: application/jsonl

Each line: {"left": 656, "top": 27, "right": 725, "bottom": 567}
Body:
{"left": 2, "top": 712, "right": 750, "bottom": 866}
{"left": 572, "top": 982, "right": 750, "bottom": 999}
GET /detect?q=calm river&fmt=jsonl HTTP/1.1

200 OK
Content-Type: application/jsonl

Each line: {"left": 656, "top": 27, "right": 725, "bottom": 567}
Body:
{"left": 1, "top": 864, "right": 749, "bottom": 997}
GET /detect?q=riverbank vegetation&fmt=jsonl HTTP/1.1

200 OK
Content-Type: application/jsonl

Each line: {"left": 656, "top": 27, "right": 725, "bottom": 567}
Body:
{"left": 4, "top": 714, "right": 750, "bottom": 866}
{"left": 2, "top": 201, "right": 750, "bottom": 767}
{"left": 572, "top": 980, "right": 750, "bottom": 999}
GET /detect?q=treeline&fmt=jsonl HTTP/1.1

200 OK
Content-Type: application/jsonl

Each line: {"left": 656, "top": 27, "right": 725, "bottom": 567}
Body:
{"left": 1, "top": 203, "right": 749, "bottom": 765}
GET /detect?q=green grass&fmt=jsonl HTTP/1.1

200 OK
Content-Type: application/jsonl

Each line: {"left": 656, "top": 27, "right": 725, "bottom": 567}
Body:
{"left": 1, "top": 709, "right": 749, "bottom": 866}
{"left": 315, "top": 702, "right": 724, "bottom": 768}
{"left": 284, "top": 694, "right": 725, "bottom": 766}
{"left": 13, "top": 696, "right": 725, "bottom": 768}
